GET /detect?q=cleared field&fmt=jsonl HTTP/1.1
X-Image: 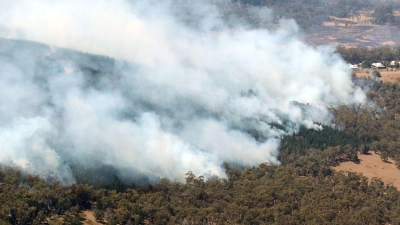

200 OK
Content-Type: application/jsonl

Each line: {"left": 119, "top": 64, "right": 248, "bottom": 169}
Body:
{"left": 333, "top": 152, "right": 400, "bottom": 189}
{"left": 355, "top": 69, "right": 400, "bottom": 85}
{"left": 380, "top": 71, "right": 400, "bottom": 84}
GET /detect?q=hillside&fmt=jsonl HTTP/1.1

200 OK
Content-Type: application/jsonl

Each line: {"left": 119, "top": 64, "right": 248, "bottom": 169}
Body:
{"left": 334, "top": 152, "right": 400, "bottom": 188}
{"left": 228, "top": 0, "right": 400, "bottom": 47}
{"left": 304, "top": 12, "right": 400, "bottom": 47}
{"left": 2, "top": 1, "right": 400, "bottom": 224}
{"left": 2, "top": 60, "right": 400, "bottom": 223}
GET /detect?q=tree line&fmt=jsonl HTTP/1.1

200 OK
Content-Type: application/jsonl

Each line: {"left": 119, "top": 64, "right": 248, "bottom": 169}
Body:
{"left": 334, "top": 81, "right": 400, "bottom": 168}
{"left": 229, "top": 0, "right": 398, "bottom": 28}
{"left": 336, "top": 45, "right": 400, "bottom": 67}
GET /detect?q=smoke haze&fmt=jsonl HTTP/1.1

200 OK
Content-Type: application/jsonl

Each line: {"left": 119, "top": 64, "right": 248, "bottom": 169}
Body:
{"left": 0, "top": 0, "right": 365, "bottom": 183}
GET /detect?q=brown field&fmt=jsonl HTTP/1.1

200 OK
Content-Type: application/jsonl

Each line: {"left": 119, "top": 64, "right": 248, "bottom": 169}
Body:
{"left": 333, "top": 152, "right": 400, "bottom": 189}
{"left": 354, "top": 68, "right": 400, "bottom": 85}
{"left": 303, "top": 11, "right": 400, "bottom": 47}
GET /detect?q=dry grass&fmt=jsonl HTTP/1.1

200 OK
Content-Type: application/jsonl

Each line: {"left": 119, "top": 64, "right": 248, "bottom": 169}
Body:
{"left": 324, "top": 13, "right": 375, "bottom": 26}
{"left": 354, "top": 69, "right": 400, "bottom": 85}
{"left": 379, "top": 70, "right": 400, "bottom": 84}
{"left": 45, "top": 210, "right": 102, "bottom": 225}
{"left": 333, "top": 152, "right": 400, "bottom": 189}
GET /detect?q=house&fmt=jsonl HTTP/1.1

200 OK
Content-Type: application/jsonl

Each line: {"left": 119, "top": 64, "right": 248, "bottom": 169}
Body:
{"left": 371, "top": 63, "right": 386, "bottom": 69}
{"left": 349, "top": 64, "right": 358, "bottom": 71}
{"left": 389, "top": 61, "right": 400, "bottom": 68}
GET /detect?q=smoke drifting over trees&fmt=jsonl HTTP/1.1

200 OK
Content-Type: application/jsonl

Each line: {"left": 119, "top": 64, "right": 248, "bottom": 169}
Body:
{"left": 0, "top": 0, "right": 365, "bottom": 183}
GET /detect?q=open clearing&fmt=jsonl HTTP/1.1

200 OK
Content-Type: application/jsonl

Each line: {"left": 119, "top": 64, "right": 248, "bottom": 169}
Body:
{"left": 334, "top": 152, "right": 400, "bottom": 189}
{"left": 355, "top": 69, "right": 400, "bottom": 85}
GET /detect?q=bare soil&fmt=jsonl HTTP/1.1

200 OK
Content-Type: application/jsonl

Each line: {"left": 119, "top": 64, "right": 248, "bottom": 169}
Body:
{"left": 83, "top": 210, "right": 102, "bottom": 225}
{"left": 333, "top": 152, "right": 400, "bottom": 189}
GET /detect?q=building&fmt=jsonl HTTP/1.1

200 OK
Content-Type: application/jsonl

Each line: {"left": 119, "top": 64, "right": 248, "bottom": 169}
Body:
{"left": 389, "top": 61, "right": 400, "bottom": 68}
{"left": 371, "top": 63, "right": 386, "bottom": 69}
{"left": 349, "top": 64, "right": 358, "bottom": 71}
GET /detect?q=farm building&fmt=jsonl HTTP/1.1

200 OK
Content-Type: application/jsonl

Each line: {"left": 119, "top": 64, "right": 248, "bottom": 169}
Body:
{"left": 348, "top": 64, "right": 358, "bottom": 71}
{"left": 389, "top": 61, "right": 400, "bottom": 67}
{"left": 371, "top": 63, "right": 386, "bottom": 69}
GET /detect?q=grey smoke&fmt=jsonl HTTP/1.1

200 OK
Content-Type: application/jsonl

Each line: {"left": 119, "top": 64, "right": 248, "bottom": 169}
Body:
{"left": 0, "top": 0, "right": 365, "bottom": 183}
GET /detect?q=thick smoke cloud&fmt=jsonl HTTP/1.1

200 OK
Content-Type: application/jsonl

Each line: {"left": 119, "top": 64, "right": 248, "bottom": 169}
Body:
{"left": 0, "top": 0, "right": 365, "bottom": 183}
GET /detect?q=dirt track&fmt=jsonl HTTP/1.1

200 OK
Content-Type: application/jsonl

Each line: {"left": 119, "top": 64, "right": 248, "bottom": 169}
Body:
{"left": 83, "top": 210, "right": 101, "bottom": 225}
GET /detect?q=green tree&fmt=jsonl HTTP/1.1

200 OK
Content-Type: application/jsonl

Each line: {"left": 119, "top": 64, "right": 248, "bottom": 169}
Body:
{"left": 380, "top": 151, "right": 389, "bottom": 162}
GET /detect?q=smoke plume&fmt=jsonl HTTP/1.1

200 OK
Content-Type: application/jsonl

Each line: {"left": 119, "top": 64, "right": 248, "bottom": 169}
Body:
{"left": 0, "top": 0, "right": 365, "bottom": 183}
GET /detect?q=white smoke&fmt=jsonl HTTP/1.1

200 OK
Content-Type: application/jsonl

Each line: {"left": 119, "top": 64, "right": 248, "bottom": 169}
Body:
{"left": 0, "top": 0, "right": 365, "bottom": 183}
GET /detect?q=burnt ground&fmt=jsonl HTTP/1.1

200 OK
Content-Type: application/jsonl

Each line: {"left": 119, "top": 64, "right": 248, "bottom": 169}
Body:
{"left": 302, "top": 12, "right": 400, "bottom": 47}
